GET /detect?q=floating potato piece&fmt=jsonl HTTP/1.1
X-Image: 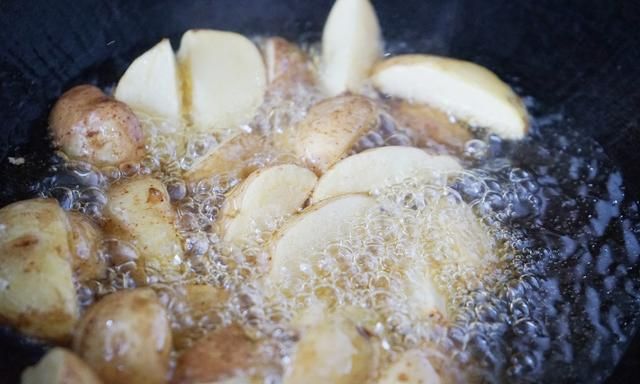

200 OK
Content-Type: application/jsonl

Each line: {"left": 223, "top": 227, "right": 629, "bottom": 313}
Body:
{"left": 377, "top": 350, "right": 441, "bottom": 384}
{"left": 263, "top": 37, "right": 315, "bottom": 92}
{"left": 21, "top": 348, "right": 103, "bottom": 384}
{"left": 0, "top": 199, "right": 78, "bottom": 342}
{"left": 284, "top": 308, "right": 376, "bottom": 384}
{"left": 104, "top": 177, "right": 183, "bottom": 281}
{"left": 311, "top": 146, "right": 462, "bottom": 203}
{"left": 49, "top": 85, "right": 144, "bottom": 166}
{"left": 184, "top": 133, "right": 265, "bottom": 183}
{"left": 268, "top": 194, "right": 376, "bottom": 289}
{"left": 68, "top": 212, "right": 106, "bottom": 283}
{"left": 287, "top": 95, "right": 378, "bottom": 175}
{"left": 219, "top": 164, "right": 318, "bottom": 245}
{"left": 178, "top": 29, "right": 266, "bottom": 134}
{"left": 388, "top": 99, "right": 473, "bottom": 151}
{"left": 114, "top": 39, "right": 183, "bottom": 126}
{"left": 172, "top": 325, "right": 267, "bottom": 384}
{"left": 321, "top": 0, "right": 382, "bottom": 95}
{"left": 73, "top": 288, "right": 172, "bottom": 384}
{"left": 371, "top": 55, "right": 528, "bottom": 139}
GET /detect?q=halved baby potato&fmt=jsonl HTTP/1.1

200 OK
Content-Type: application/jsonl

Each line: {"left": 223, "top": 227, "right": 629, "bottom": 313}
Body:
{"left": 21, "top": 348, "right": 102, "bottom": 384}
{"left": 321, "top": 0, "right": 382, "bottom": 95}
{"left": 371, "top": 55, "right": 528, "bottom": 139}
{"left": 377, "top": 349, "right": 442, "bottom": 384}
{"left": 178, "top": 29, "right": 266, "bottom": 135}
{"left": 218, "top": 164, "right": 317, "bottom": 246}
{"left": 0, "top": 199, "right": 78, "bottom": 342}
{"left": 73, "top": 288, "right": 172, "bottom": 384}
{"left": 311, "top": 146, "right": 462, "bottom": 203}
{"left": 104, "top": 176, "right": 183, "bottom": 282}
{"left": 283, "top": 95, "right": 379, "bottom": 175}
{"left": 114, "top": 39, "right": 183, "bottom": 126}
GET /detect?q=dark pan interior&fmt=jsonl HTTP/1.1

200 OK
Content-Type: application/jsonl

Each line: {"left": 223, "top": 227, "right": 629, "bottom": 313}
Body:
{"left": 1, "top": 0, "right": 639, "bottom": 382}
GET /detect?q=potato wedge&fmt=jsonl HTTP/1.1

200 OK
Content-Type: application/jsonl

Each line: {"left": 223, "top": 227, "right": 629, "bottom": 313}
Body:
{"left": 371, "top": 55, "right": 528, "bottom": 139}
{"left": 377, "top": 350, "right": 441, "bottom": 384}
{"left": 285, "top": 95, "right": 378, "bottom": 175}
{"left": 388, "top": 99, "right": 473, "bottom": 151}
{"left": 321, "top": 0, "right": 382, "bottom": 95}
{"left": 68, "top": 212, "right": 105, "bottom": 283}
{"left": 284, "top": 308, "right": 376, "bottom": 384}
{"left": 178, "top": 30, "right": 266, "bottom": 134}
{"left": 73, "top": 288, "right": 171, "bottom": 384}
{"left": 264, "top": 37, "right": 315, "bottom": 91}
{"left": 0, "top": 199, "right": 78, "bottom": 342}
{"left": 219, "top": 164, "right": 317, "bottom": 245}
{"left": 104, "top": 177, "right": 183, "bottom": 281}
{"left": 172, "top": 325, "right": 267, "bottom": 384}
{"left": 21, "top": 348, "right": 102, "bottom": 384}
{"left": 311, "top": 146, "right": 462, "bottom": 203}
{"left": 268, "top": 194, "right": 375, "bottom": 288}
{"left": 184, "top": 133, "right": 265, "bottom": 183}
{"left": 49, "top": 85, "right": 144, "bottom": 166}
{"left": 114, "top": 39, "right": 183, "bottom": 125}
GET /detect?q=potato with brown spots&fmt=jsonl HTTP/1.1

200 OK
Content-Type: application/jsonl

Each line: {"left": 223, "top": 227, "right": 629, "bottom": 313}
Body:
{"left": 104, "top": 177, "right": 183, "bottom": 282}
{"left": 49, "top": 85, "right": 145, "bottom": 166}
{"left": 376, "top": 350, "right": 442, "bottom": 384}
{"left": 21, "top": 348, "right": 103, "bottom": 384}
{"left": 73, "top": 288, "right": 172, "bottom": 384}
{"left": 0, "top": 198, "right": 78, "bottom": 343}
{"left": 263, "top": 37, "right": 316, "bottom": 96}
{"left": 68, "top": 212, "right": 106, "bottom": 283}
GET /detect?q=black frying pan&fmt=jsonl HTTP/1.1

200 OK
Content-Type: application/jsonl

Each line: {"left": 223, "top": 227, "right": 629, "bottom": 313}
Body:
{"left": 1, "top": 0, "right": 640, "bottom": 383}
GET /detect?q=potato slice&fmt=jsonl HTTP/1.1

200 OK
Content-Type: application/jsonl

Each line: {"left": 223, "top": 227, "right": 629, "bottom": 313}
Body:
{"left": 377, "top": 350, "right": 441, "bottom": 384}
{"left": 114, "top": 39, "right": 183, "bottom": 125}
{"left": 321, "top": 0, "right": 382, "bottom": 95}
{"left": 219, "top": 164, "right": 317, "bottom": 245}
{"left": 371, "top": 55, "right": 528, "bottom": 139}
{"left": 178, "top": 30, "right": 266, "bottom": 134}
{"left": 21, "top": 348, "right": 102, "bottom": 384}
{"left": 388, "top": 99, "right": 473, "bottom": 151}
{"left": 268, "top": 194, "right": 375, "bottom": 288}
{"left": 311, "top": 146, "right": 462, "bottom": 203}
{"left": 284, "top": 308, "right": 376, "bottom": 384}
{"left": 73, "top": 288, "right": 172, "bottom": 384}
{"left": 104, "top": 177, "right": 183, "bottom": 281}
{"left": 184, "top": 133, "right": 265, "bottom": 183}
{"left": 0, "top": 199, "right": 78, "bottom": 342}
{"left": 68, "top": 212, "right": 106, "bottom": 283}
{"left": 285, "top": 95, "right": 378, "bottom": 175}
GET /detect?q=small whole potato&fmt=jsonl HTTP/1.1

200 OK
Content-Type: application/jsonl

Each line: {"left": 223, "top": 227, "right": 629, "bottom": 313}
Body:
{"left": 49, "top": 85, "right": 144, "bottom": 166}
{"left": 73, "top": 288, "right": 172, "bottom": 384}
{"left": 21, "top": 347, "right": 103, "bottom": 384}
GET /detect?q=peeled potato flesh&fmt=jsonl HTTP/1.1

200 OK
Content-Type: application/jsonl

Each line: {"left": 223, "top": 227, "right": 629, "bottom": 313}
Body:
{"left": 371, "top": 54, "right": 528, "bottom": 139}
{"left": 0, "top": 198, "right": 78, "bottom": 343}
{"left": 73, "top": 288, "right": 172, "bottom": 384}
{"left": 377, "top": 349, "right": 442, "bottom": 384}
{"left": 21, "top": 348, "right": 102, "bottom": 384}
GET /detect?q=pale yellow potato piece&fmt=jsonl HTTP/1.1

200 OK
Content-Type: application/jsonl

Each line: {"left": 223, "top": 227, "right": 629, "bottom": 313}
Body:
{"left": 263, "top": 37, "right": 315, "bottom": 90}
{"left": 321, "top": 0, "right": 382, "bottom": 95}
{"left": 21, "top": 348, "right": 102, "bottom": 384}
{"left": 377, "top": 349, "right": 441, "bottom": 384}
{"left": 178, "top": 29, "right": 266, "bottom": 134}
{"left": 114, "top": 39, "right": 183, "bottom": 126}
{"left": 311, "top": 146, "right": 462, "bottom": 203}
{"left": 184, "top": 133, "right": 265, "bottom": 183}
{"left": 0, "top": 199, "right": 78, "bottom": 342}
{"left": 104, "top": 177, "right": 183, "bottom": 281}
{"left": 371, "top": 55, "right": 528, "bottom": 139}
{"left": 68, "top": 212, "right": 105, "bottom": 283}
{"left": 286, "top": 95, "right": 378, "bottom": 175}
{"left": 219, "top": 164, "right": 317, "bottom": 245}
{"left": 268, "top": 194, "right": 375, "bottom": 288}
{"left": 73, "top": 288, "right": 172, "bottom": 384}
{"left": 284, "top": 309, "right": 376, "bottom": 384}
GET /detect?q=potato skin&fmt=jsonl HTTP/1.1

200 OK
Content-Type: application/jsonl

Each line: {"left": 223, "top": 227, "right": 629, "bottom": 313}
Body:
{"left": 21, "top": 347, "right": 103, "bottom": 384}
{"left": 0, "top": 198, "right": 78, "bottom": 343}
{"left": 68, "top": 212, "right": 106, "bottom": 283}
{"left": 49, "top": 85, "right": 144, "bottom": 166}
{"left": 73, "top": 288, "right": 172, "bottom": 384}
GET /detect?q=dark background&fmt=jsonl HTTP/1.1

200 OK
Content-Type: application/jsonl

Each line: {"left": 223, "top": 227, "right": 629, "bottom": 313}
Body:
{"left": 0, "top": 0, "right": 639, "bottom": 382}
